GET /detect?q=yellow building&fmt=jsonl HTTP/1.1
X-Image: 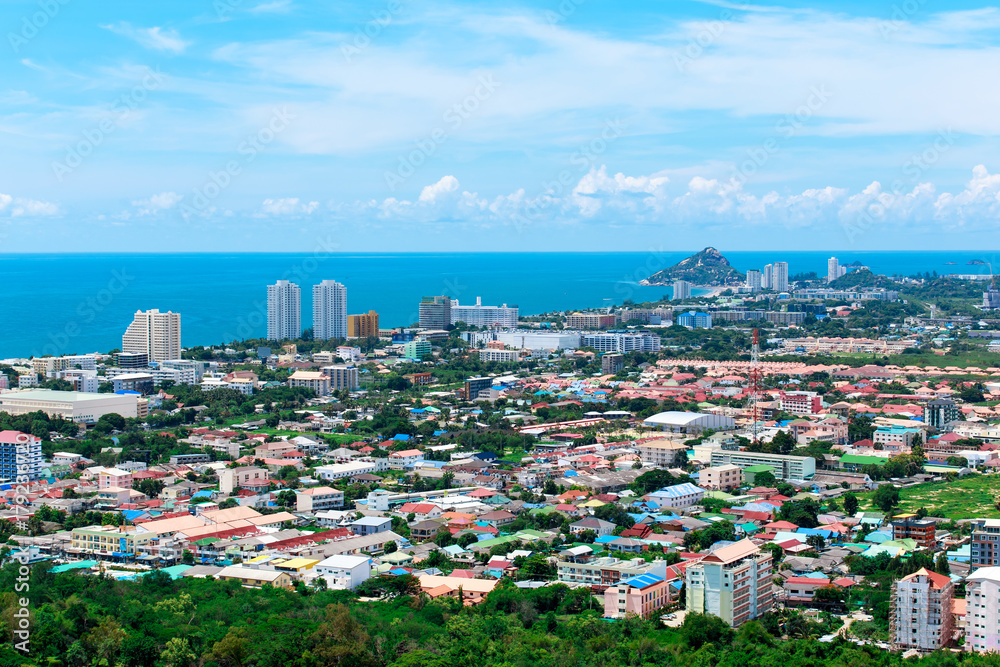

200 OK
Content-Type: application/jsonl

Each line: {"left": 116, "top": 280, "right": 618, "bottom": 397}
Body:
{"left": 348, "top": 311, "right": 380, "bottom": 338}
{"left": 70, "top": 525, "right": 155, "bottom": 556}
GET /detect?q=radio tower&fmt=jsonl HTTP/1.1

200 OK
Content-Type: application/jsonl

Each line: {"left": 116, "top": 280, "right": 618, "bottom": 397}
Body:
{"left": 747, "top": 328, "right": 762, "bottom": 444}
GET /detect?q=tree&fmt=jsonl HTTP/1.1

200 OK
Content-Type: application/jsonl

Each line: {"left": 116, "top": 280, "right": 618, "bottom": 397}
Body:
{"left": 384, "top": 540, "right": 398, "bottom": 554}
{"left": 160, "top": 637, "right": 196, "bottom": 667}
{"left": 843, "top": 492, "right": 859, "bottom": 516}
{"left": 752, "top": 470, "right": 777, "bottom": 488}
{"left": 872, "top": 484, "right": 900, "bottom": 514}
{"left": 181, "top": 550, "right": 194, "bottom": 565}
{"left": 682, "top": 612, "right": 734, "bottom": 649}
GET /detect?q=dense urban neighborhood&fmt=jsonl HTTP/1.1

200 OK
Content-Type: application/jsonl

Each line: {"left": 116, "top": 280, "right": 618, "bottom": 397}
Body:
{"left": 7, "top": 261, "right": 1000, "bottom": 665}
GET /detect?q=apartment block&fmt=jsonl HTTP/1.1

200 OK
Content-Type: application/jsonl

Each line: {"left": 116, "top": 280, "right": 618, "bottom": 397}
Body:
{"left": 698, "top": 464, "right": 743, "bottom": 491}
{"left": 322, "top": 364, "right": 359, "bottom": 390}
{"left": 450, "top": 297, "right": 519, "bottom": 328}
{"left": 971, "top": 519, "right": 1000, "bottom": 569}
{"left": 347, "top": 310, "right": 380, "bottom": 338}
{"left": 479, "top": 349, "right": 521, "bottom": 363}
{"left": 288, "top": 370, "right": 331, "bottom": 396}
{"left": 565, "top": 312, "right": 617, "bottom": 329}
{"left": 581, "top": 332, "right": 661, "bottom": 353}
{"left": 710, "top": 450, "right": 815, "bottom": 481}
{"left": 779, "top": 391, "right": 821, "bottom": 416}
{"left": 418, "top": 296, "right": 451, "bottom": 329}
{"left": 296, "top": 486, "right": 345, "bottom": 512}
{"left": 601, "top": 353, "right": 624, "bottom": 375}
{"left": 0, "top": 430, "right": 43, "bottom": 483}
{"left": 967, "top": 566, "right": 1000, "bottom": 652}
{"left": 685, "top": 539, "right": 773, "bottom": 627}
{"left": 637, "top": 439, "right": 688, "bottom": 467}
{"left": 557, "top": 555, "right": 658, "bottom": 592}
{"left": 122, "top": 309, "right": 181, "bottom": 362}
{"left": 891, "top": 568, "right": 954, "bottom": 652}
{"left": 891, "top": 518, "right": 936, "bottom": 548}
{"left": 313, "top": 280, "right": 348, "bottom": 341}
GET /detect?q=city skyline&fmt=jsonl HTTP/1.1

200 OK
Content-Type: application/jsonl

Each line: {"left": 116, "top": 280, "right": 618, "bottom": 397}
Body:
{"left": 3, "top": 1, "right": 1000, "bottom": 252}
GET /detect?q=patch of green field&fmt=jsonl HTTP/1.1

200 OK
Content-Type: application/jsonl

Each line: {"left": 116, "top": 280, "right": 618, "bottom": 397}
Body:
{"left": 859, "top": 474, "right": 1000, "bottom": 519}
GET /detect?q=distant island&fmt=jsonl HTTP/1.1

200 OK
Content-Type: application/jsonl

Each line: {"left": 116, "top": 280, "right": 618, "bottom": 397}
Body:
{"left": 641, "top": 247, "right": 745, "bottom": 286}
{"left": 968, "top": 259, "right": 987, "bottom": 265}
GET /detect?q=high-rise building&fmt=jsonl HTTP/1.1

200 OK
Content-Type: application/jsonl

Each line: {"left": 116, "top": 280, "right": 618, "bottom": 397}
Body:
{"left": 984, "top": 288, "right": 1000, "bottom": 310}
{"left": 601, "top": 353, "right": 624, "bottom": 375}
{"left": 827, "top": 257, "right": 846, "bottom": 283}
{"left": 773, "top": 261, "right": 789, "bottom": 292}
{"left": 418, "top": 296, "right": 452, "bottom": 329}
{"left": 746, "top": 270, "right": 762, "bottom": 292}
{"left": 0, "top": 431, "right": 43, "bottom": 483}
{"left": 450, "top": 297, "right": 519, "bottom": 328}
{"left": 673, "top": 280, "right": 692, "bottom": 300}
{"left": 347, "top": 310, "right": 379, "bottom": 338}
{"left": 925, "top": 398, "right": 960, "bottom": 430}
{"left": 762, "top": 264, "right": 773, "bottom": 289}
{"left": 267, "top": 281, "right": 301, "bottom": 341}
{"left": 322, "top": 364, "right": 360, "bottom": 390}
{"left": 685, "top": 539, "right": 773, "bottom": 627}
{"left": 122, "top": 309, "right": 181, "bottom": 362}
{"left": 890, "top": 568, "right": 954, "bottom": 652}
{"left": 313, "top": 280, "right": 348, "bottom": 341}
{"left": 966, "top": 566, "right": 1000, "bottom": 652}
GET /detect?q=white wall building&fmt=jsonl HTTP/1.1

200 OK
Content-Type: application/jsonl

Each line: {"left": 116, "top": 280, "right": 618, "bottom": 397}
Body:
{"left": 122, "top": 309, "right": 181, "bottom": 362}
{"left": 450, "top": 297, "right": 519, "bottom": 328}
{"left": 773, "top": 261, "right": 789, "bottom": 292}
{"left": 0, "top": 390, "right": 138, "bottom": 423}
{"left": 313, "top": 280, "right": 347, "bottom": 341}
{"left": 314, "top": 554, "right": 372, "bottom": 590}
{"left": 581, "top": 332, "right": 661, "bottom": 353}
{"left": 267, "top": 280, "right": 301, "bottom": 341}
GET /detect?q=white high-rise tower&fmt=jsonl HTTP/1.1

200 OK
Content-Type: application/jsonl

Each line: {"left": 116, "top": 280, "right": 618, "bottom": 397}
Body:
{"left": 773, "top": 262, "right": 789, "bottom": 292}
{"left": 313, "top": 280, "right": 348, "bottom": 341}
{"left": 267, "top": 280, "right": 301, "bottom": 341}
{"left": 122, "top": 309, "right": 181, "bottom": 362}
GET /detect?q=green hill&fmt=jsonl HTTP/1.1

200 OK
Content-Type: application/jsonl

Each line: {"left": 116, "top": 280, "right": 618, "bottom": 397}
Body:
{"left": 643, "top": 247, "right": 744, "bottom": 286}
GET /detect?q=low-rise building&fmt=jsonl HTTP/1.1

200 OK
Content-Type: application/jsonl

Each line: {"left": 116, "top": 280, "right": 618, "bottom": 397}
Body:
{"left": 296, "top": 486, "right": 345, "bottom": 512}
{"left": 314, "top": 554, "right": 372, "bottom": 590}
{"left": 698, "top": 464, "right": 742, "bottom": 491}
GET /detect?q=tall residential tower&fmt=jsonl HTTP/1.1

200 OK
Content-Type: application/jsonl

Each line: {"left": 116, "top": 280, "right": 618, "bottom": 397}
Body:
{"left": 122, "top": 309, "right": 181, "bottom": 362}
{"left": 313, "top": 280, "right": 348, "bottom": 341}
{"left": 267, "top": 280, "right": 301, "bottom": 341}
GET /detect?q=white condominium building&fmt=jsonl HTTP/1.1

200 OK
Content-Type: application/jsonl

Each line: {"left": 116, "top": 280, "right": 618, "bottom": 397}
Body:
{"left": 967, "top": 566, "right": 1000, "bottom": 653}
{"left": 313, "top": 280, "right": 347, "bottom": 341}
{"left": 267, "top": 280, "right": 301, "bottom": 341}
{"left": 773, "top": 261, "right": 789, "bottom": 292}
{"left": 685, "top": 539, "right": 773, "bottom": 627}
{"left": 450, "top": 297, "right": 519, "bottom": 328}
{"left": 122, "top": 309, "right": 181, "bottom": 362}
{"left": 581, "top": 332, "right": 661, "bottom": 353}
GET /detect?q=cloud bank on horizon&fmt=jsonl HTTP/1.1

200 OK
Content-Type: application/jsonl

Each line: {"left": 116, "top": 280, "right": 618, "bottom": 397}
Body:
{"left": 2, "top": 0, "right": 1000, "bottom": 251}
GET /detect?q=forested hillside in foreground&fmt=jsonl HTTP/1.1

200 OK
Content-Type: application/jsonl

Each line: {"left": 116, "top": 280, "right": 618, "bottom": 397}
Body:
{"left": 0, "top": 562, "right": 994, "bottom": 667}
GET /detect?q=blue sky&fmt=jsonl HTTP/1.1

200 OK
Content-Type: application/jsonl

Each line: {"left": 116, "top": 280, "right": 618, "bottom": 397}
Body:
{"left": 3, "top": 0, "right": 1000, "bottom": 251}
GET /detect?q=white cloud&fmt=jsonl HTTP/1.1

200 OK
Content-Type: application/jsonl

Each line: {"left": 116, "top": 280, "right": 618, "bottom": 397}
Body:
{"left": 418, "top": 175, "right": 461, "bottom": 203}
{"left": 103, "top": 23, "right": 191, "bottom": 54}
{"left": 259, "top": 198, "right": 319, "bottom": 215}
{"left": 132, "top": 191, "right": 183, "bottom": 216}
{"left": 0, "top": 193, "right": 59, "bottom": 217}
{"left": 249, "top": 0, "right": 293, "bottom": 13}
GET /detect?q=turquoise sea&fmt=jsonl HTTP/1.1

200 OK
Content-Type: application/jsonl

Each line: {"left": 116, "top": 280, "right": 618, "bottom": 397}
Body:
{"left": 1, "top": 251, "right": 997, "bottom": 359}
